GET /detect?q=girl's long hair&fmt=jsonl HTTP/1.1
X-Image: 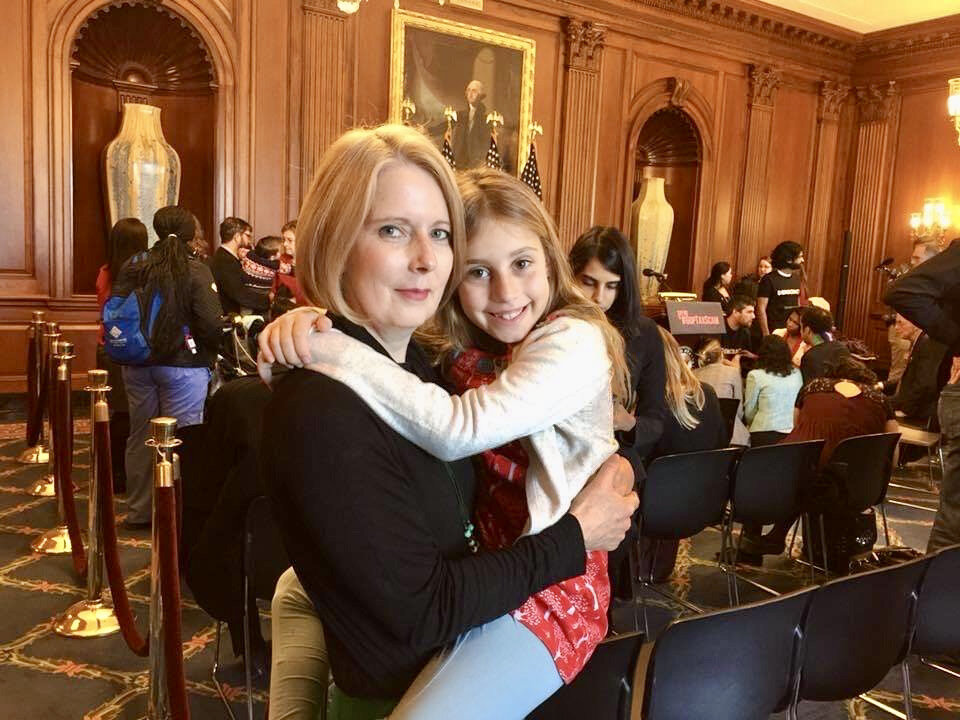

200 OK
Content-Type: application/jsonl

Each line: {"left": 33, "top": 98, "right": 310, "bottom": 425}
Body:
{"left": 659, "top": 326, "right": 705, "bottom": 430}
{"left": 568, "top": 226, "right": 643, "bottom": 342}
{"left": 107, "top": 218, "right": 148, "bottom": 280}
{"left": 425, "top": 168, "right": 631, "bottom": 403}
{"left": 136, "top": 206, "right": 196, "bottom": 358}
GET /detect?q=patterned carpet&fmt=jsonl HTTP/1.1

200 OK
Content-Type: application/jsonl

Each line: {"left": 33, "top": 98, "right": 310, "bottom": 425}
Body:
{"left": 0, "top": 417, "right": 955, "bottom": 719}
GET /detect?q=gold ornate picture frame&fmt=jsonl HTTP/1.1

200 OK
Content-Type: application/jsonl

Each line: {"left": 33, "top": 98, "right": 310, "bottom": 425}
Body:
{"left": 390, "top": 8, "right": 536, "bottom": 174}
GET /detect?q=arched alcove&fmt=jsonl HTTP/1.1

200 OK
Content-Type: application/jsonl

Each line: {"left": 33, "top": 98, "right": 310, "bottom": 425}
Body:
{"left": 634, "top": 107, "right": 702, "bottom": 292}
{"left": 70, "top": 2, "right": 217, "bottom": 293}
{"left": 623, "top": 78, "right": 716, "bottom": 294}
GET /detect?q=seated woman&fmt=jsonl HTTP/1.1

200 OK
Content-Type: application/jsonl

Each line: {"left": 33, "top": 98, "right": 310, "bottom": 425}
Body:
{"left": 743, "top": 335, "right": 803, "bottom": 447}
{"left": 693, "top": 339, "right": 749, "bottom": 446}
{"left": 258, "top": 126, "right": 638, "bottom": 719}
{"left": 642, "top": 329, "right": 727, "bottom": 581}
{"left": 568, "top": 225, "right": 667, "bottom": 459}
{"left": 702, "top": 261, "right": 733, "bottom": 315}
{"left": 738, "top": 356, "right": 898, "bottom": 563}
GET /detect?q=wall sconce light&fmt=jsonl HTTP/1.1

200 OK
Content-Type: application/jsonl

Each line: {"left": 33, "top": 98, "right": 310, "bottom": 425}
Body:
{"left": 949, "top": 77, "right": 960, "bottom": 145}
{"left": 910, "top": 197, "right": 951, "bottom": 241}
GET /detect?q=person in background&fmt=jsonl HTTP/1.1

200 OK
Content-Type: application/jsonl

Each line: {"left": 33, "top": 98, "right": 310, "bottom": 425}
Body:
{"left": 733, "top": 256, "right": 772, "bottom": 300}
{"left": 280, "top": 219, "right": 297, "bottom": 268}
{"left": 743, "top": 334, "right": 803, "bottom": 447}
{"left": 210, "top": 216, "right": 270, "bottom": 316}
{"left": 96, "top": 218, "right": 149, "bottom": 493}
{"left": 738, "top": 356, "right": 898, "bottom": 565}
{"left": 274, "top": 220, "right": 304, "bottom": 311}
{"left": 773, "top": 307, "right": 808, "bottom": 367}
{"left": 569, "top": 225, "right": 667, "bottom": 459}
{"left": 694, "top": 339, "right": 749, "bottom": 446}
{"left": 885, "top": 238, "right": 960, "bottom": 555}
{"left": 721, "top": 295, "right": 756, "bottom": 354}
{"left": 240, "top": 235, "right": 283, "bottom": 306}
{"left": 702, "top": 261, "right": 733, "bottom": 314}
{"left": 119, "top": 206, "right": 223, "bottom": 528}
{"left": 799, "top": 305, "right": 850, "bottom": 384}
{"left": 889, "top": 313, "right": 949, "bottom": 427}
{"left": 644, "top": 327, "right": 727, "bottom": 580}
{"left": 910, "top": 237, "right": 941, "bottom": 269}
{"left": 757, "top": 241, "right": 804, "bottom": 335}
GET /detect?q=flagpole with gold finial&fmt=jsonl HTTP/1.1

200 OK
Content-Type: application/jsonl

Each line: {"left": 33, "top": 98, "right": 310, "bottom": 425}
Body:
{"left": 401, "top": 98, "right": 416, "bottom": 126}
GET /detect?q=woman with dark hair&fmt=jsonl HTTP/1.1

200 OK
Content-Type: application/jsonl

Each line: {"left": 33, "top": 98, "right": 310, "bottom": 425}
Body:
{"left": 96, "top": 219, "right": 149, "bottom": 491}
{"left": 569, "top": 226, "right": 667, "bottom": 458}
{"left": 743, "top": 335, "right": 803, "bottom": 447}
{"left": 117, "top": 206, "right": 223, "bottom": 528}
{"left": 701, "top": 261, "right": 733, "bottom": 314}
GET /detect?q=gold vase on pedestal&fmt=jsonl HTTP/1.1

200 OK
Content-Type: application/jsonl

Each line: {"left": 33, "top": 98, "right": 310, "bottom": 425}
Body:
{"left": 103, "top": 103, "right": 181, "bottom": 247}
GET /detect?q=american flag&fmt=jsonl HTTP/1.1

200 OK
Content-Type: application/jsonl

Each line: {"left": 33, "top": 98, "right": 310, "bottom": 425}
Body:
{"left": 485, "top": 134, "right": 503, "bottom": 171}
{"left": 441, "top": 135, "right": 456, "bottom": 170}
{"left": 520, "top": 143, "right": 542, "bottom": 199}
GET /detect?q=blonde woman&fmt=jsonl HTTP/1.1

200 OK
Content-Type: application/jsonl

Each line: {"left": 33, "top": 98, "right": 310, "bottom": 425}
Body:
{"left": 693, "top": 339, "right": 749, "bottom": 446}
{"left": 261, "top": 127, "right": 637, "bottom": 719}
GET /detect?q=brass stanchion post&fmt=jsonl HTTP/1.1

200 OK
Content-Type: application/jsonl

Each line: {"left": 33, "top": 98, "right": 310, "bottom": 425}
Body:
{"left": 27, "top": 322, "right": 60, "bottom": 496}
{"left": 147, "top": 417, "right": 179, "bottom": 720}
{"left": 19, "top": 310, "right": 49, "bottom": 464}
{"left": 31, "top": 339, "right": 74, "bottom": 554}
{"left": 55, "top": 369, "right": 120, "bottom": 637}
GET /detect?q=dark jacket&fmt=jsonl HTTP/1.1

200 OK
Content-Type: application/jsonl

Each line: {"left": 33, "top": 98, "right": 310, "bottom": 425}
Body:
{"left": 651, "top": 383, "right": 728, "bottom": 460}
{"left": 262, "top": 317, "right": 588, "bottom": 698}
{"left": 892, "top": 333, "right": 949, "bottom": 423}
{"left": 622, "top": 316, "right": 668, "bottom": 459}
{"left": 884, "top": 240, "right": 960, "bottom": 356}
{"left": 210, "top": 247, "right": 271, "bottom": 315}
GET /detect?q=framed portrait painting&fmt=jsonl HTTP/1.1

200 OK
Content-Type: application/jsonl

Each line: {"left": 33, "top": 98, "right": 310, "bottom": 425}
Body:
{"left": 389, "top": 9, "right": 536, "bottom": 175}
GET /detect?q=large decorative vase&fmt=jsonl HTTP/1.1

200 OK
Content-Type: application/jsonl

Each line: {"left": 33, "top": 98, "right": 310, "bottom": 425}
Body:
{"left": 103, "top": 103, "right": 181, "bottom": 247}
{"left": 630, "top": 176, "right": 675, "bottom": 302}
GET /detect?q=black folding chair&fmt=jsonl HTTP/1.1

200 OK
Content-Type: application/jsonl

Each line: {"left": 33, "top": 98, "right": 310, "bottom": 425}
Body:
{"left": 722, "top": 440, "right": 824, "bottom": 602}
{"left": 213, "top": 496, "right": 290, "bottom": 720}
{"left": 907, "top": 544, "right": 960, "bottom": 715}
{"left": 633, "top": 586, "right": 815, "bottom": 720}
{"left": 632, "top": 447, "right": 742, "bottom": 632}
{"left": 525, "top": 631, "right": 645, "bottom": 720}
{"left": 789, "top": 555, "right": 928, "bottom": 720}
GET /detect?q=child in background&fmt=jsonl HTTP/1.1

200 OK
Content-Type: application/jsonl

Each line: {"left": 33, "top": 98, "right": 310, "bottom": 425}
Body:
{"left": 240, "top": 235, "right": 282, "bottom": 306}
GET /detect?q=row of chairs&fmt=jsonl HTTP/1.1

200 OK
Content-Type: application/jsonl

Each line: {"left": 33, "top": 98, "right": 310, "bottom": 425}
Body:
{"left": 530, "top": 544, "right": 960, "bottom": 720}
{"left": 630, "top": 432, "right": 902, "bottom": 627}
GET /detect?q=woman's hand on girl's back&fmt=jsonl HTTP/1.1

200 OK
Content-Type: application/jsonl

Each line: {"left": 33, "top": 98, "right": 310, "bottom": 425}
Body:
{"left": 257, "top": 306, "right": 331, "bottom": 383}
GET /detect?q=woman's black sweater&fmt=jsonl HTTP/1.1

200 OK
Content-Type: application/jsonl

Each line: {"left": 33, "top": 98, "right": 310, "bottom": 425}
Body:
{"left": 262, "top": 318, "right": 589, "bottom": 698}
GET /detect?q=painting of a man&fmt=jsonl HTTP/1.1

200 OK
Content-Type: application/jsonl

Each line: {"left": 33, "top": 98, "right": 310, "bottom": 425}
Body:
{"left": 453, "top": 80, "right": 489, "bottom": 169}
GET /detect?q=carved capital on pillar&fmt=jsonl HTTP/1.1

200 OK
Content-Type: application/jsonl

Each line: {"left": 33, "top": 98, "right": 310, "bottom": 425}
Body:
{"left": 748, "top": 65, "right": 781, "bottom": 108}
{"left": 564, "top": 19, "right": 606, "bottom": 72}
{"left": 818, "top": 80, "right": 850, "bottom": 122}
{"left": 303, "top": 0, "right": 343, "bottom": 16}
{"left": 668, "top": 77, "right": 690, "bottom": 108}
{"left": 855, "top": 82, "right": 899, "bottom": 124}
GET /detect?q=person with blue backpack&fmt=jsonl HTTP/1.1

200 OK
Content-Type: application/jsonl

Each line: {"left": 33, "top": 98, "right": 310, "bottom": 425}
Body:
{"left": 103, "top": 205, "right": 223, "bottom": 528}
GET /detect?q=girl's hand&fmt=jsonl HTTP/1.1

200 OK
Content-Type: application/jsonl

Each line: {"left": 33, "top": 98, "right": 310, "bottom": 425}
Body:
{"left": 613, "top": 403, "right": 636, "bottom": 432}
{"left": 257, "top": 307, "right": 331, "bottom": 383}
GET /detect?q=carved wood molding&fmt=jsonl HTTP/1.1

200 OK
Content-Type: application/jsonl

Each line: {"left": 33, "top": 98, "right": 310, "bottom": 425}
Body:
{"left": 627, "top": 0, "right": 857, "bottom": 56}
{"left": 818, "top": 80, "right": 850, "bottom": 122}
{"left": 855, "top": 82, "right": 899, "bottom": 124}
{"left": 564, "top": 19, "right": 606, "bottom": 72}
{"left": 748, "top": 65, "right": 781, "bottom": 108}
{"left": 668, "top": 77, "right": 690, "bottom": 108}
{"left": 302, "top": 0, "right": 342, "bottom": 15}
{"left": 858, "top": 16, "right": 960, "bottom": 60}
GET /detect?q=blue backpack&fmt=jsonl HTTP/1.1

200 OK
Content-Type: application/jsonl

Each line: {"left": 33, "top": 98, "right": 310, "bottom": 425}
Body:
{"left": 102, "top": 253, "right": 164, "bottom": 365}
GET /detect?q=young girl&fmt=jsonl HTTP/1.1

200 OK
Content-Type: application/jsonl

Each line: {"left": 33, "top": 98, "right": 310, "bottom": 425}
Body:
{"left": 263, "top": 168, "right": 632, "bottom": 713}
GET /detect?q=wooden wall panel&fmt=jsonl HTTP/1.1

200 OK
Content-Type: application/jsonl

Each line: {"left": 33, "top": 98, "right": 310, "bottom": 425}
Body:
{"left": 710, "top": 72, "right": 749, "bottom": 274}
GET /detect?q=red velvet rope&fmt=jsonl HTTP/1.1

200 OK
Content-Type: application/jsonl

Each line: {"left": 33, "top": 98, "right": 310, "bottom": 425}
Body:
{"left": 158, "top": 485, "right": 190, "bottom": 720}
{"left": 25, "top": 333, "right": 38, "bottom": 446}
{"left": 95, "top": 421, "right": 149, "bottom": 657}
{"left": 55, "top": 376, "right": 87, "bottom": 579}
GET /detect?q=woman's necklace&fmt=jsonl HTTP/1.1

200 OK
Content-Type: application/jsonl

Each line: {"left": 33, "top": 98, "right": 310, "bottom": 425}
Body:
{"left": 441, "top": 462, "right": 479, "bottom": 554}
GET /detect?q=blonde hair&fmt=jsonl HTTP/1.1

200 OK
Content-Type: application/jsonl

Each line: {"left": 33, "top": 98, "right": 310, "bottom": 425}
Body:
{"left": 696, "top": 339, "right": 723, "bottom": 368}
{"left": 295, "top": 124, "right": 466, "bottom": 324}
{"left": 658, "top": 326, "right": 705, "bottom": 430}
{"left": 425, "top": 168, "right": 630, "bottom": 402}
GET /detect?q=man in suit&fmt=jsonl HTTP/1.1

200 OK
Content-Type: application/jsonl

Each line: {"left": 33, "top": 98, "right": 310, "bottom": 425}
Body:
{"left": 453, "top": 80, "right": 489, "bottom": 169}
